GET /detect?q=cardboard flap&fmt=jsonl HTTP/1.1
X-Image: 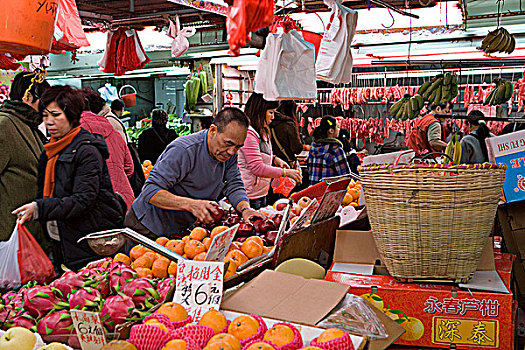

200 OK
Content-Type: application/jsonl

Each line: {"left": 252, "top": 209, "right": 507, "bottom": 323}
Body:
{"left": 334, "top": 230, "right": 381, "bottom": 265}
{"left": 221, "top": 270, "right": 350, "bottom": 326}
{"left": 476, "top": 238, "right": 496, "bottom": 271}
{"left": 366, "top": 299, "right": 405, "bottom": 350}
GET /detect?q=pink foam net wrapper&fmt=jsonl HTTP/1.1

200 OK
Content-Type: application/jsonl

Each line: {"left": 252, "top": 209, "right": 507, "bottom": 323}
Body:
{"left": 266, "top": 322, "right": 304, "bottom": 350}
{"left": 309, "top": 332, "right": 354, "bottom": 350}
{"left": 242, "top": 339, "right": 280, "bottom": 350}
{"left": 171, "top": 315, "right": 192, "bottom": 329}
{"left": 128, "top": 324, "right": 172, "bottom": 350}
{"left": 172, "top": 324, "right": 215, "bottom": 348}
{"left": 237, "top": 314, "right": 268, "bottom": 347}
{"left": 271, "top": 177, "right": 297, "bottom": 197}
{"left": 143, "top": 313, "right": 175, "bottom": 331}
{"left": 218, "top": 320, "right": 231, "bottom": 335}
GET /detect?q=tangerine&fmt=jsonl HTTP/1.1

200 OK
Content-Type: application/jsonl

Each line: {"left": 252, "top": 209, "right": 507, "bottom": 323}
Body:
{"left": 246, "top": 236, "right": 264, "bottom": 247}
{"left": 224, "top": 260, "right": 238, "bottom": 278}
{"left": 184, "top": 239, "right": 206, "bottom": 259}
{"left": 224, "top": 249, "right": 248, "bottom": 266}
{"left": 203, "top": 342, "right": 233, "bottom": 350}
{"left": 135, "top": 267, "right": 153, "bottom": 278}
{"left": 166, "top": 239, "right": 185, "bottom": 256}
{"left": 193, "top": 252, "right": 207, "bottom": 261}
{"left": 130, "top": 245, "right": 147, "bottom": 261}
{"left": 162, "top": 339, "right": 187, "bottom": 350}
{"left": 182, "top": 235, "right": 191, "bottom": 243}
{"left": 203, "top": 237, "right": 212, "bottom": 250}
{"left": 348, "top": 188, "right": 360, "bottom": 201}
{"left": 241, "top": 240, "right": 263, "bottom": 259}
{"left": 228, "top": 315, "right": 259, "bottom": 340}
{"left": 143, "top": 160, "right": 152, "bottom": 167}
{"left": 156, "top": 302, "right": 188, "bottom": 322}
{"left": 262, "top": 246, "right": 272, "bottom": 253}
{"left": 152, "top": 257, "right": 170, "bottom": 278}
{"left": 132, "top": 253, "right": 155, "bottom": 269}
{"left": 263, "top": 324, "right": 295, "bottom": 346}
{"left": 190, "top": 227, "right": 209, "bottom": 241}
{"left": 229, "top": 242, "right": 243, "bottom": 252}
{"left": 207, "top": 333, "right": 241, "bottom": 350}
{"left": 198, "top": 309, "right": 228, "bottom": 334}
{"left": 113, "top": 253, "right": 131, "bottom": 265}
{"left": 210, "top": 226, "right": 229, "bottom": 240}
{"left": 342, "top": 193, "right": 353, "bottom": 206}
{"left": 317, "top": 328, "right": 346, "bottom": 343}
{"left": 245, "top": 343, "right": 275, "bottom": 350}
{"left": 155, "top": 237, "right": 169, "bottom": 246}
{"left": 168, "top": 261, "right": 178, "bottom": 276}
{"left": 144, "top": 319, "right": 169, "bottom": 333}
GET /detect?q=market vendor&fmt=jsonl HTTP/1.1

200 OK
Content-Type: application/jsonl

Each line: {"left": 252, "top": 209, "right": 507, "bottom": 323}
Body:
{"left": 125, "top": 107, "right": 263, "bottom": 237}
{"left": 408, "top": 102, "right": 452, "bottom": 153}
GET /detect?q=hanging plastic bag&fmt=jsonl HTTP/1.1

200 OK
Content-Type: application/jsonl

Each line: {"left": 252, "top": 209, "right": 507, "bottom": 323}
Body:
{"left": 0, "top": 224, "right": 21, "bottom": 289}
{"left": 272, "top": 177, "right": 297, "bottom": 197}
{"left": 52, "top": 0, "right": 90, "bottom": 53}
{"left": 17, "top": 223, "right": 56, "bottom": 285}
{"left": 315, "top": 0, "right": 358, "bottom": 84}
{"left": 167, "top": 15, "right": 196, "bottom": 58}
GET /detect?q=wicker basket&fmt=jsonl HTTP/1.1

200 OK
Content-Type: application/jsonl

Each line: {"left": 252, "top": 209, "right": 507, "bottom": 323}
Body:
{"left": 359, "top": 162, "right": 506, "bottom": 283}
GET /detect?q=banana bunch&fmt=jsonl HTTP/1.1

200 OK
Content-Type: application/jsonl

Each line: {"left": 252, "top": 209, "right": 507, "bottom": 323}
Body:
{"left": 478, "top": 27, "right": 516, "bottom": 54}
{"left": 484, "top": 78, "right": 514, "bottom": 106}
{"left": 445, "top": 133, "right": 462, "bottom": 164}
{"left": 419, "top": 72, "right": 458, "bottom": 105}
{"left": 389, "top": 94, "right": 424, "bottom": 120}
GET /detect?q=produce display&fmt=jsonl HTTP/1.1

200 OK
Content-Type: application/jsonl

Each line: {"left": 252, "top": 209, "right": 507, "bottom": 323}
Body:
{"left": 445, "top": 133, "right": 462, "bottom": 164}
{"left": 477, "top": 27, "right": 516, "bottom": 55}
{"left": 388, "top": 94, "right": 424, "bottom": 120}
{"left": 341, "top": 180, "right": 362, "bottom": 207}
{"left": 185, "top": 70, "right": 208, "bottom": 112}
{"left": 483, "top": 78, "right": 514, "bottom": 106}
{"left": 419, "top": 72, "right": 458, "bottom": 106}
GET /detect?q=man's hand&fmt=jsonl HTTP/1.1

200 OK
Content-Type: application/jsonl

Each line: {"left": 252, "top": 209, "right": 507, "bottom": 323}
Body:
{"left": 241, "top": 208, "right": 266, "bottom": 222}
{"left": 273, "top": 157, "right": 290, "bottom": 169}
{"left": 12, "top": 203, "right": 35, "bottom": 225}
{"left": 187, "top": 199, "right": 220, "bottom": 225}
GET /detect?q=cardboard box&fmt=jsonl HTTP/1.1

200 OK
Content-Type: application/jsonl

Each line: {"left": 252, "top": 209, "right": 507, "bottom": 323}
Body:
{"left": 486, "top": 129, "right": 525, "bottom": 203}
{"left": 498, "top": 200, "right": 525, "bottom": 257}
{"left": 325, "top": 230, "right": 515, "bottom": 349}
{"left": 221, "top": 270, "right": 405, "bottom": 349}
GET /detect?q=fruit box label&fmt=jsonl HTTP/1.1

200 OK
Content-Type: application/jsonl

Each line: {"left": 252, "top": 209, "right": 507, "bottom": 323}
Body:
{"left": 325, "top": 270, "right": 514, "bottom": 349}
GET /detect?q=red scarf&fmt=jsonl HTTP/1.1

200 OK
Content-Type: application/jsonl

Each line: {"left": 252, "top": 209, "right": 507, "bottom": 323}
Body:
{"left": 43, "top": 127, "right": 81, "bottom": 198}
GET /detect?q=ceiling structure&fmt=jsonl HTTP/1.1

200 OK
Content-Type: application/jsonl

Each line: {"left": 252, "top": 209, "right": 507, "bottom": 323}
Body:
{"left": 76, "top": 0, "right": 457, "bottom": 31}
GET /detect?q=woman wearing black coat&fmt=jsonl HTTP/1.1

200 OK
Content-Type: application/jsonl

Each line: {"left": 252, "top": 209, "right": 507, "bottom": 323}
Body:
{"left": 14, "top": 86, "right": 125, "bottom": 271}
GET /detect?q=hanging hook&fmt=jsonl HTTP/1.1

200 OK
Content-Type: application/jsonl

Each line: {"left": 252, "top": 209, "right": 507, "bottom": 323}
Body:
{"left": 381, "top": 8, "right": 395, "bottom": 29}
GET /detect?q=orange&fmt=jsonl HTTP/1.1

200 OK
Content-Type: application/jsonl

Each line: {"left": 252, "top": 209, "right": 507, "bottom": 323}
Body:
{"left": 348, "top": 188, "right": 360, "bottom": 201}
{"left": 317, "top": 328, "right": 346, "bottom": 343}
{"left": 132, "top": 253, "right": 155, "bottom": 269}
{"left": 225, "top": 249, "right": 248, "bottom": 266}
{"left": 198, "top": 309, "right": 228, "bottom": 334}
{"left": 342, "top": 193, "right": 353, "bottom": 206}
{"left": 210, "top": 226, "right": 229, "bottom": 240}
{"left": 135, "top": 267, "right": 153, "bottom": 278}
{"left": 113, "top": 253, "right": 131, "bottom": 265}
{"left": 245, "top": 343, "right": 275, "bottom": 350}
{"left": 162, "top": 339, "right": 187, "bottom": 350}
{"left": 143, "top": 160, "right": 152, "bottom": 167}
{"left": 203, "top": 342, "right": 233, "bottom": 350}
{"left": 241, "top": 240, "right": 263, "bottom": 259}
{"left": 130, "top": 245, "right": 147, "bottom": 261}
{"left": 190, "top": 227, "right": 209, "bottom": 241}
{"left": 224, "top": 260, "right": 237, "bottom": 278}
{"left": 290, "top": 217, "right": 299, "bottom": 225}
{"left": 350, "top": 202, "right": 358, "bottom": 207}
{"left": 228, "top": 315, "right": 260, "bottom": 340}
{"left": 166, "top": 240, "right": 185, "bottom": 256}
{"left": 152, "top": 257, "right": 170, "bottom": 278}
{"left": 156, "top": 302, "right": 188, "bottom": 322}
{"left": 207, "top": 333, "right": 241, "bottom": 350}
{"left": 144, "top": 319, "right": 169, "bottom": 333}
{"left": 263, "top": 324, "right": 295, "bottom": 346}
{"left": 203, "top": 237, "right": 212, "bottom": 250}
{"left": 246, "top": 236, "right": 264, "bottom": 247}
{"left": 193, "top": 252, "right": 207, "bottom": 261}
{"left": 168, "top": 261, "right": 178, "bottom": 276}
{"left": 263, "top": 246, "right": 272, "bottom": 253}
{"left": 184, "top": 239, "right": 206, "bottom": 259}
{"left": 230, "top": 242, "right": 242, "bottom": 252}
{"left": 347, "top": 180, "right": 355, "bottom": 189}
{"left": 182, "top": 235, "right": 191, "bottom": 243}
{"left": 155, "top": 237, "right": 169, "bottom": 246}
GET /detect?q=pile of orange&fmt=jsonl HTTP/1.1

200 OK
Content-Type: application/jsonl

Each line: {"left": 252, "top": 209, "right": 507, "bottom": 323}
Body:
{"left": 223, "top": 236, "right": 271, "bottom": 279}
{"left": 142, "top": 160, "right": 153, "bottom": 179}
{"left": 342, "top": 180, "right": 362, "bottom": 207}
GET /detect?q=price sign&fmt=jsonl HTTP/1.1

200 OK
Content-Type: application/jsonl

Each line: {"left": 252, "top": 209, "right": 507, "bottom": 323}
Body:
{"left": 205, "top": 224, "right": 239, "bottom": 262}
{"left": 70, "top": 310, "right": 106, "bottom": 350}
{"left": 287, "top": 198, "right": 319, "bottom": 233}
{"left": 174, "top": 260, "right": 224, "bottom": 322}
{"left": 311, "top": 178, "right": 351, "bottom": 224}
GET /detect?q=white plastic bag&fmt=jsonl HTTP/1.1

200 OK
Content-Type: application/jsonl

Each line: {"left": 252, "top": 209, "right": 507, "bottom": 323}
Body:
{"left": 167, "top": 15, "right": 196, "bottom": 58}
{"left": 0, "top": 225, "right": 21, "bottom": 290}
{"left": 315, "top": 0, "right": 358, "bottom": 84}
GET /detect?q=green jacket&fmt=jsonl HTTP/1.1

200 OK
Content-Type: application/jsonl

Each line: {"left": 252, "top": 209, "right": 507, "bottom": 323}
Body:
{"left": 0, "top": 101, "right": 48, "bottom": 249}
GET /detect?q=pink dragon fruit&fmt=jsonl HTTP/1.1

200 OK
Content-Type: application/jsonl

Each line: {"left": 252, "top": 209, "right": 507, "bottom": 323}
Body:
{"left": 69, "top": 287, "right": 102, "bottom": 311}
{"left": 1, "top": 292, "right": 17, "bottom": 305}
{"left": 100, "top": 294, "right": 135, "bottom": 331}
{"left": 0, "top": 304, "right": 15, "bottom": 330}
{"left": 3, "top": 292, "right": 24, "bottom": 311}
{"left": 122, "top": 278, "right": 160, "bottom": 309}
{"left": 11, "top": 313, "right": 36, "bottom": 330}
{"left": 37, "top": 310, "right": 74, "bottom": 343}
{"left": 79, "top": 268, "right": 110, "bottom": 297}
{"left": 157, "top": 277, "right": 175, "bottom": 303}
{"left": 51, "top": 271, "right": 92, "bottom": 297}
{"left": 23, "top": 285, "right": 68, "bottom": 318}
{"left": 108, "top": 262, "right": 137, "bottom": 293}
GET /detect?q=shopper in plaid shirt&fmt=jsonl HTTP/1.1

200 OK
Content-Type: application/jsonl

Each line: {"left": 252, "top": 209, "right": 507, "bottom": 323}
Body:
{"left": 307, "top": 116, "right": 350, "bottom": 185}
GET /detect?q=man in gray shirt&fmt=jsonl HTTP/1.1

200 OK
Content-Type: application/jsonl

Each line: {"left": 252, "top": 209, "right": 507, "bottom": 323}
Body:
{"left": 125, "top": 107, "right": 262, "bottom": 237}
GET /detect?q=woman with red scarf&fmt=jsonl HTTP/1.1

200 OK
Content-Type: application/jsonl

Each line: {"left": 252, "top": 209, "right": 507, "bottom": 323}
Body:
{"left": 13, "top": 86, "right": 125, "bottom": 271}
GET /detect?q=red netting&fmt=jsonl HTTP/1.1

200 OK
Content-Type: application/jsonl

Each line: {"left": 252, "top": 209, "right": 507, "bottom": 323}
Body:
{"left": 172, "top": 324, "right": 215, "bottom": 349}
{"left": 128, "top": 324, "right": 171, "bottom": 350}
{"left": 309, "top": 332, "right": 354, "bottom": 350}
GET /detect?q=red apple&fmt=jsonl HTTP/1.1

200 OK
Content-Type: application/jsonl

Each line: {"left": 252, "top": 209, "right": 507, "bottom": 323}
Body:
{"left": 265, "top": 230, "right": 279, "bottom": 245}
{"left": 270, "top": 214, "right": 283, "bottom": 228}
{"left": 259, "top": 219, "right": 277, "bottom": 234}
{"left": 298, "top": 196, "right": 312, "bottom": 209}
{"left": 252, "top": 219, "right": 263, "bottom": 233}
{"left": 237, "top": 222, "right": 254, "bottom": 236}
{"left": 275, "top": 203, "right": 287, "bottom": 211}
{"left": 210, "top": 205, "right": 225, "bottom": 222}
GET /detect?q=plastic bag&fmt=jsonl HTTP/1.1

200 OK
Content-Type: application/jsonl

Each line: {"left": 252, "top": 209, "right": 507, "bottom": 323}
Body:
{"left": 167, "top": 15, "right": 196, "bottom": 58}
{"left": 0, "top": 224, "right": 21, "bottom": 289}
{"left": 271, "top": 177, "right": 297, "bottom": 197}
{"left": 17, "top": 223, "right": 56, "bottom": 285}
{"left": 52, "top": 0, "right": 89, "bottom": 52}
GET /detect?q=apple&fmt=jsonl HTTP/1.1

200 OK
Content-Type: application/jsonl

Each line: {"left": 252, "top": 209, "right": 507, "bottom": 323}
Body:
{"left": 40, "top": 343, "right": 69, "bottom": 350}
{"left": 210, "top": 205, "right": 225, "bottom": 222}
{"left": 259, "top": 219, "right": 277, "bottom": 234}
{"left": 225, "top": 216, "right": 241, "bottom": 226}
{"left": 275, "top": 203, "right": 287, "bottom": 211}
{"left": 292, "top": 204, "right": 303, "bottom": 216}
{"left": 252, "top": 219, "right": 263, "bottom": 233}
{"left": 0, "top": 327, "right": 36, "bottom": 350}
{"left": 265, "top": 230, "right": 279, "bottom": 245}
{"left": 270, "top": 214, "right": 283, "bottom": 228}
{"left": 298, "top": 196, "right": 312, "bottom": 209}
{"left": 237, "top": 222, "right": 254, "bottom": 236}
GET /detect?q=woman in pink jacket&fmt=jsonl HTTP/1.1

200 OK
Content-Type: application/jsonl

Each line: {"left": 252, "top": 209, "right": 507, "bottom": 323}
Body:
{"left": 79, "top": 88, "right": 135, "bottom": 209}
{"left": 238, "top": 93, "right": 302, "bottom": 209}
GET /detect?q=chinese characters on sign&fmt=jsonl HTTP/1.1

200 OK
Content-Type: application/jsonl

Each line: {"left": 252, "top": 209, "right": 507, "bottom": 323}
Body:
{"left": 432, "top": 317, "right": 498, "bottom": 347}
{"left": 174, "top": 260, "right": 224, "bottom": 322}
{"left": 205, "top": 224, "right": 239, "bottom": 262}
{"left": 70, "top": 310, "right": 106, "bottom": 350}
{"left": 424, "top": 296, "right": 500, "bottom": 317}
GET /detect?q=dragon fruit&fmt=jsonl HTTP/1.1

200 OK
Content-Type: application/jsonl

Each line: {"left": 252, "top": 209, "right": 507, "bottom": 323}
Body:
{"left": 79, "top": 267, "right": 110, "bottom": 297}
{"left": 11, "top": 313, "right": 36, "bottom": 330}
{"left": 1, "top": 292, "right": 17, "bottom": 305}
{"left": 0, "top": 304, "right": 15, "bottom": 330}
{"left": 122, "top": 278, "right": 160, "bottom": 309}
{"left": 69, "top": 287, "right": 102, "bottom": 311}
{"left": 23, "top": 285, "right": 67, "bottom": 318}
{"left": 37, "top": 310, "right": 74, "bottom": 343}
{"left": 157, "top": 277, "right": 175, "bottom": 303}
{"left": 100, "top": 294, "right": 135, "bottom": 331}
{"left": 108, "top": 262, "right": 137, "bottom": 293}
{"left": 51, "top": 271, "right": 92, "bottom": 297}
